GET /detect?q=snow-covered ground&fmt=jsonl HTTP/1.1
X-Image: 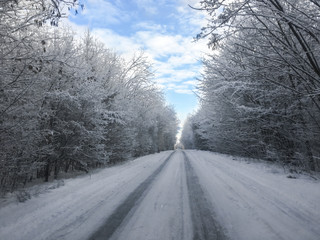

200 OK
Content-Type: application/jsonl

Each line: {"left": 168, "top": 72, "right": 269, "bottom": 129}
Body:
{"left": 0, "top": 150, "right": 319, "bottom": 240}
{"left": 186, "top": 150, "right": 320, "bottom": 240}
{"left": 0, "top": 151, "right": 172, "bottom": 240}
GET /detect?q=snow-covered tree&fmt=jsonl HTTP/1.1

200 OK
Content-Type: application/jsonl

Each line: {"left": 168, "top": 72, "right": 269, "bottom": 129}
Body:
{"left": 0, "top": 4, "right": 179, "bottom": 193}
{"left": 184, "top": 0, "right": 320, "bottom": 171}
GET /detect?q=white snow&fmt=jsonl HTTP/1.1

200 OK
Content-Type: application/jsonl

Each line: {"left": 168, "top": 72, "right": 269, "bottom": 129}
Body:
{"left": 186, "top": 150, "right": 320, "bottom": 240}
{"left": 110, "top": 150, "right": 193, "bottom": 240}
{"left": 0, "top": 151, "right": 172, "bottom": 240}
{"left": 0, "top": 150, "right": 319, "bottom": 240}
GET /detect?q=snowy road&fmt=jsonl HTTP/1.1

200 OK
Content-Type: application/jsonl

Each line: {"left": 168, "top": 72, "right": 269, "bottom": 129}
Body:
{"left": 0, "top": 150, "right": 319, "bottom": 240}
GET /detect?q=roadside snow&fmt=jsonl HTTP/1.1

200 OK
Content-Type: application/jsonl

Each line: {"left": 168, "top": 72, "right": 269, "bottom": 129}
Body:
{"left": 186, "top": 150, "right": 320, "bottom": 240}
{"left": 0, "top": 151, "right": 172, "bottom": 240}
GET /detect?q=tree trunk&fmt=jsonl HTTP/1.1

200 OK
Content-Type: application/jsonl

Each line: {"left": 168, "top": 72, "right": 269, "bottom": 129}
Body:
{"left": 305, "top": 140, "right": 315, "bottom": 171}
{"left": 44, "top": 160, "right": 50, "bottom": 182}
{"left": 54, "top": 159, "right": 59, "bottom": 180}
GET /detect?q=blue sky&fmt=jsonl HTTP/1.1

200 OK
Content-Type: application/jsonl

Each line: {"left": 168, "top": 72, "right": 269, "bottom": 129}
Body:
{"left": 66, "top": 0, "right": 208, "bottom": 130}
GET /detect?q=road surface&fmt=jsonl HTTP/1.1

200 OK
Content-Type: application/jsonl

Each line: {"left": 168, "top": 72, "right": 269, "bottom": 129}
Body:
{"left": 0, "top": 150, "right": 319, "bottom": 240}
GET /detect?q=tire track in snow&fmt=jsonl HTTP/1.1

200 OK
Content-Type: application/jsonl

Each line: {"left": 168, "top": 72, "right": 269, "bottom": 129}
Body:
{"left": 90, "top": 151, "right": 175, "bottom": 240}
{"left": 183, "top": 151, "right": 227, "bottom": 240}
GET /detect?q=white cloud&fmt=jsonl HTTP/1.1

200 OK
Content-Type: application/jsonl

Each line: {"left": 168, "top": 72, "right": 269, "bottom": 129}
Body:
{"left": 174, "top": 0, "right": 210, "bottom": 38}
{"left": 91, "top": 28, "right": 142, "bottom": 55}
{"left": 168, "top": 54, "right": 197, "bottom": 66}
{"left": 81, "top": 0, "right": 131, "bottom": 25}
{"left": 136, "top": 32, "right": 185, "bottom": 58}
{"left": 156, "top": 77, "right": 176, "bottom": 84}
{"left": 133, "top": 22, "right": 165, "bottom": 32}
{"left": 179, "top": 0, "right": 201, "bottom": 5}
{"left": 184, "top": 80, "right": 198, "bottom": 85}
{"left": 166, "top": 82, "right": 195, "bottom": 95}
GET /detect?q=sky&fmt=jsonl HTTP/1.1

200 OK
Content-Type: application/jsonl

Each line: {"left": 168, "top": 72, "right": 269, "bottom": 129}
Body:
{"left": 65, "top": 0, "right": 209, "bottom": 133}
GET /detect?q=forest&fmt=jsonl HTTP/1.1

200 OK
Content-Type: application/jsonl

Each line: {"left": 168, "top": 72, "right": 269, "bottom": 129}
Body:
{"left": 0, "top": 0, "right": 178, "bottom": 193}
{"left": 2, "top": 0, "right": 320, "bottom": 195}
{"left": 181, "top": 0, "right": 320, "bottom": 172}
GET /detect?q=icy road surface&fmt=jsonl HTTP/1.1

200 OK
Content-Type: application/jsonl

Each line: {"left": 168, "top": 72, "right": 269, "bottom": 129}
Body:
{"left": 0, "top": 150, "right": 319, "bottom": 240}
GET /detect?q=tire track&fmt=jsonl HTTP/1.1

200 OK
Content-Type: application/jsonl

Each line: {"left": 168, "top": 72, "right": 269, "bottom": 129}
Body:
{"left": 90, "top": 151, "right": 175, "bottom": 240}
{"left": 183, "top": 151, "right": 228, "bottom": 240}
